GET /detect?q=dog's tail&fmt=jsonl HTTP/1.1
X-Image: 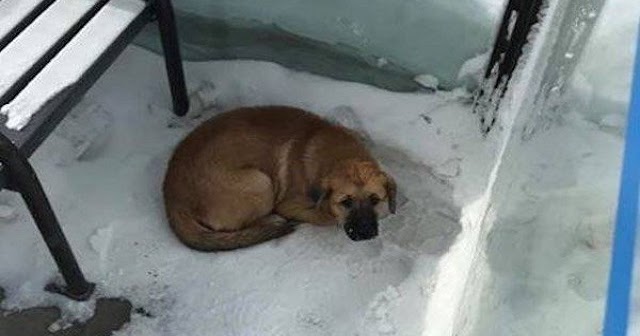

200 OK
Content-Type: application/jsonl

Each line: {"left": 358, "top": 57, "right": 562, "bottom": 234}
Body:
{"left": 166, "top": 207, "right": 294, "bottom": 252}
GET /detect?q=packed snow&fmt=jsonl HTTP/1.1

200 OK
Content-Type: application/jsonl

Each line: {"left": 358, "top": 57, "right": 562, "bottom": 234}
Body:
{"left": 0, "top": 46, "right": 500, "bottom": 335}
{"left": 463, "top": 0, "right": 639, "bottom": 335}
{"left": 0, "top": 0, "right": 637, "bottom": 334}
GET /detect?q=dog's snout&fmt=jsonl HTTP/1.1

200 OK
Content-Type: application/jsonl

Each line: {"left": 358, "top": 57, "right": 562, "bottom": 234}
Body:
{"left": 346, "top": 226, "right": 378, "bottom": 241}
{"left": 344, "top": 202, "right": 379, "bottom": 241}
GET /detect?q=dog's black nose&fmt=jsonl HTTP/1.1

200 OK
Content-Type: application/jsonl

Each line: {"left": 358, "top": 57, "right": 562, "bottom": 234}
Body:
{"left": 345, "top": 202, "right": 379, "bottom": 241}
{"left": 345, "top": 226, "right": 378, "bottom": 241}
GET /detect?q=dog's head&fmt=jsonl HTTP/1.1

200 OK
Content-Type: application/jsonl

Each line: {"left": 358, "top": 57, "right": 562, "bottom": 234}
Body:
{"left": 314, "top": 160, "right": 397, "bottom": 241}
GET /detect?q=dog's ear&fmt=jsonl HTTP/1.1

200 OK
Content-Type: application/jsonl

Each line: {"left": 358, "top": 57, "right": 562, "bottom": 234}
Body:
{"left": 383, "top": 173, "right": 397, "bottom": 214}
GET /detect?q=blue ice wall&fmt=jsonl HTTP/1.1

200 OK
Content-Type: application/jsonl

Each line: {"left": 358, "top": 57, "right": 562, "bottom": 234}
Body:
{"left": 138, "top": 0, "right": 502, "bottom": 90}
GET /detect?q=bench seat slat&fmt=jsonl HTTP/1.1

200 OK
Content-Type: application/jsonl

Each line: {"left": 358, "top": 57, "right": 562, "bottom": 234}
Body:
{"left": 1, "top": 0, "right": 146, "bottom": 131}
{"left": 0, "top": 0, "right": 50, "bottom": 46}
{"left": 0, "top": 0, "right": 101, "bottom": 103}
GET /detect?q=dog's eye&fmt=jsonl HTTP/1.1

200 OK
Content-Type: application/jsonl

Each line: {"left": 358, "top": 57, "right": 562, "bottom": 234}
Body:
{"left": 369, "top": 194, "right": 381, "bottom": 206}
{"left": 340, "top": 197, "right": 354, "bottom": 208}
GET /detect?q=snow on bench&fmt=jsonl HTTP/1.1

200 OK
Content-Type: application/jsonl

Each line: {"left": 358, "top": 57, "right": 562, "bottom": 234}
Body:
{"left": 0, "top": 0, "right": 144, "bottom": 130}
{"left": 0, "top": 0, "right": 99, "bottom": 99}
{"left": 0, "top": 0, "right": 47, "bottom": 43}
{"left": 0, "top": 0, "right": 187, "bottom": 301}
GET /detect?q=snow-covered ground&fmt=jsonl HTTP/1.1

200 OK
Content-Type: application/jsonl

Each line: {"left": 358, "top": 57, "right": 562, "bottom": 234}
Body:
{"left": 464, "top": 0, "right": 639, "bottom": 335}
{"left": 468, "top": 111, "right": 623, "bottom": 336}
{"left": 0, "top": 46, "right": 502, "bottom": 335}
{"left": 0, "top": 0, "right": 637, "bottom": 334}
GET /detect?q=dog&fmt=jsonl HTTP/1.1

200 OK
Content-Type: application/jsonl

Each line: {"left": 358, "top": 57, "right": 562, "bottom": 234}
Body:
{"left": 162, "top": 106, "right": 397, "bottom": 251}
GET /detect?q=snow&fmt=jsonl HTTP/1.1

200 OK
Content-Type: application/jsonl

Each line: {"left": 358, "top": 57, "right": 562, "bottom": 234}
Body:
{"left": 469, "top": 112, "right": 623, "bottom": 336}
{"left": 54, "top": 102, "right": 115, "bottom": 163}
{"left": 0, "top": 0, "right": 43, "bottom": 40}
{"left": 457, "top": 52, "right": 490, "bottom": 90}
{"left": 0, "top": 46, "right": 500, "bottom": 335}
{"left": 0, "top": 0, "right": 144, "bottom": 130}
{"left": 0, "top": 0, "right": 636, "bottom": 334}
{"left": 0, "top": 0, "right": 99, "bottom": 99}
{"left": 0, "top": 204, "right": 17, "bottom": 222}
{"left": 460, "top": 0, "right": 639, "bottom": 335}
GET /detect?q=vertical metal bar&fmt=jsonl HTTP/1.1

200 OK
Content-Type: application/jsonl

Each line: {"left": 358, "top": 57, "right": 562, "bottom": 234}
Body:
{"left": 482, "top": 0, "right": 520, "bottom": 82}
{"left": 0, "top": 134, "right": 94, "bottom": 301}
{"left": 495, "top": 0, "right": 543, "bottom": 91}
{"left": 153, "top": 0, "right": 190, "bottom": 117}
{"left": 473, "top": 0, "right": 544, "bottom": 134}
{"left": 603, "top": 28, "right": 640, "bottom": 336}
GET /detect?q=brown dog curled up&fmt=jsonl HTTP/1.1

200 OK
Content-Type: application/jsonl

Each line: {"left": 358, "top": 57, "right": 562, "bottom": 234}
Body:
{"left": 162, "top": 106, "right": 397, "bottom": 251}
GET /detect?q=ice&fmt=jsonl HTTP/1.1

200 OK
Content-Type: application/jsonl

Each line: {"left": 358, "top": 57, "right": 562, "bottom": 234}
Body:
{"left": 170, "top": 0, "right": 501, "bottom": 89}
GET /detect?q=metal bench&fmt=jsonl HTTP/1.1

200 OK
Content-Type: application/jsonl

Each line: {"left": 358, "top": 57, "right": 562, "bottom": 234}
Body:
{"left": 0, "top": 0, "right": 188, "bottom": 301}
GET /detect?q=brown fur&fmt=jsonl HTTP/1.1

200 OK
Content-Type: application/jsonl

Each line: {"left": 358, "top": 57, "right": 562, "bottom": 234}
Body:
{"left": 163, "top": 106, "right": 396, "bottom": 251}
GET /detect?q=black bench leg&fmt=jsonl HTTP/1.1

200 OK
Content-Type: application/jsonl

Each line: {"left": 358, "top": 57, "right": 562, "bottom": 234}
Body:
{"left": 154, "top": 0, "right": 189, "bottom": 117}
{"left": 0, "top": 134, "right": 94, "bottom": 301}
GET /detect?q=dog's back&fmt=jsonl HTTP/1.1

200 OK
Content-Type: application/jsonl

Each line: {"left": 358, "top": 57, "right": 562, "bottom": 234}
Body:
{"left": 163, "top": 106, "right": 366, "bottom": 251}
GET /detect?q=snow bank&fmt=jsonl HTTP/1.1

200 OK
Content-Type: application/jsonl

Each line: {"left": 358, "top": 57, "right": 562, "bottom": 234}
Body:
{"left": 568, "top": 0, "right": 640, "bottom": 134}
{"left": 459, "top": 0, "right": 638, "bottom": 335}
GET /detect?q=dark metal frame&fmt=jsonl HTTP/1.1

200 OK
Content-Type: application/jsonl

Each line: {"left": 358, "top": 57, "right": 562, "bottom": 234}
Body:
{"left": 473, "top": 0, "right": 545, "bottom": 134}
{"left": 0, "top": 0, "right": 189, "bottom": 301}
